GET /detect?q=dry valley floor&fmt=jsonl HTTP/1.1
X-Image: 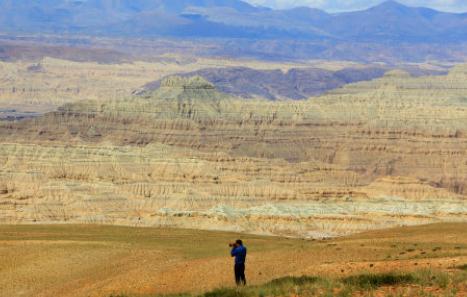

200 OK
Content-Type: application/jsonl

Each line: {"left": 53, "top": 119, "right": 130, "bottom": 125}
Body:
{"left": 0, "top": 223, "right": 465, "bottom": 297}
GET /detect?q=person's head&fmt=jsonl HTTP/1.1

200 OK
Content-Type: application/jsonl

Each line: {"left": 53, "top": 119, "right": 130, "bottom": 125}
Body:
{"left": 235, "top": 239, "right": 243, "bottom": 246}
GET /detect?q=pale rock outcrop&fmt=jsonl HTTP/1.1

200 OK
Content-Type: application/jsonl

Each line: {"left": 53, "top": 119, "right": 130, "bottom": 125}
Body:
{"left": 0, "top": 70, "right": 466, "bottom": 237}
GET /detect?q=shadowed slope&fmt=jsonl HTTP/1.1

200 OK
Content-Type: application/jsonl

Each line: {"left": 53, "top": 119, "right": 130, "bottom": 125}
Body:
{"left": 140, "top": 65, "right": 448, "bottom": 100}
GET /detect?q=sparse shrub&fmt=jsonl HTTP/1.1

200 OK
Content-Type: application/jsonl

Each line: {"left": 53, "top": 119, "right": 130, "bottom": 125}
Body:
{"left": 257, "top": 289, "right": 266, "bottom": 297}
{"left": 110, "top": 268, "right": 467, "bottom": 297}
{"left": 413, "top": 269, "right": 450, "bottom": 288}
{"left": 203, "top": 288, "right": 249, "bottom": 297}
{"left": 267, "top": 275, "right": 319, "bottom": 287}
{"left": 336, "top": 285, "right": 353, "bottom": 297}
{"left": 343, "top": 272, "right": 415, "bottom": 289}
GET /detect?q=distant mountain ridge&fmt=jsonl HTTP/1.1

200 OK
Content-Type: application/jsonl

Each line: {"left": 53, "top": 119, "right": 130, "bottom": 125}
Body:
{"left": 0, "top": 0, "right": 466, "bottom": 43}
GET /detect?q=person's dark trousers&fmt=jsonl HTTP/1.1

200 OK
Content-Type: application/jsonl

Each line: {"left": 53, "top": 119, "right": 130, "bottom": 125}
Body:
{"left": 234, "top": 263, "right": 246, "bottom": 286}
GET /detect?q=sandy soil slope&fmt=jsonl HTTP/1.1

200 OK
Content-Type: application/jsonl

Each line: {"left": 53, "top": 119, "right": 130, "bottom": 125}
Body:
{"left": 0, "top": 223, "right": 465, "bottom": 297}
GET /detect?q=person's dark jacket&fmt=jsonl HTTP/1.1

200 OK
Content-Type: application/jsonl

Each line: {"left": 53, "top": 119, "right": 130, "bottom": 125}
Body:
{"left": 231, "top": 245, "right": 247, "bottom": 264}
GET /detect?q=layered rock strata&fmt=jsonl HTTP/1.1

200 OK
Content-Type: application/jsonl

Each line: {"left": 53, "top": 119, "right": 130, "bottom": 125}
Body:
{"left": 0, "top": 69, "right": 466, "bottom": 237}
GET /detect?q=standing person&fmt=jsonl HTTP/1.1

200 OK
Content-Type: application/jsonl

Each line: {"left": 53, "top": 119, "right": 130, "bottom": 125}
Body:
{"left": 230, "top": 239, "right": 247, "bottom": 286}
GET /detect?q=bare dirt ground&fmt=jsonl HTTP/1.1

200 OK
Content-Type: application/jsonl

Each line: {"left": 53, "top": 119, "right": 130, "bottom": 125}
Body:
{"left": 0, "top": 223, "right": 465, "bottom": 297}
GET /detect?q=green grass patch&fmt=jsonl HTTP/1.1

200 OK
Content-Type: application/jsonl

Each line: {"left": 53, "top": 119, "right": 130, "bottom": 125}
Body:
{"left": 342, "top": 272, "right": 415, "bottom": 289}
{"left": 203, "top": 288, "right": 249, "bottom": 297}
{"left": 112, "top": 269, "right": 467, "bottom": 297}
{"left": 144, "top": 276, "right": 321, "bottom": 297}
{"left": 267, "top": 275, "right": 319, "bottom": 286}
{"left": 413, "top": 269, "right": 451, "bottom": 288}
{"left": 200, "top": 276, "right": 320, "bottom": 297}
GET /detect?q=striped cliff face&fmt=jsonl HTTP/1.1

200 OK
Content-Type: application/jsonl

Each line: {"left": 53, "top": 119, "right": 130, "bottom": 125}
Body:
{"left": 0, "top": 68, "right": 466, "bottom": 237}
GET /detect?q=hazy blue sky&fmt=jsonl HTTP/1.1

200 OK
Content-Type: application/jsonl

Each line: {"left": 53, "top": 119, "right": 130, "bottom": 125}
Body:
{"left": 244, "top": 0, "right": 467, "bottom": 12}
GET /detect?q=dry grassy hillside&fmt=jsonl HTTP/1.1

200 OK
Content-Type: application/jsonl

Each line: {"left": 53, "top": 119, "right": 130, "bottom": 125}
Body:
{"left": 0, "top": 223, "right": 465, "bottom": 297}
{"left": 0, "top": 65, "right": 465, "bottom": 237}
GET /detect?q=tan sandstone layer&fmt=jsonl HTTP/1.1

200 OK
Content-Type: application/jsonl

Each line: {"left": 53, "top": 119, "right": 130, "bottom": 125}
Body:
{"left": 0, "top": 67, "right": 466, "bottom": 237}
